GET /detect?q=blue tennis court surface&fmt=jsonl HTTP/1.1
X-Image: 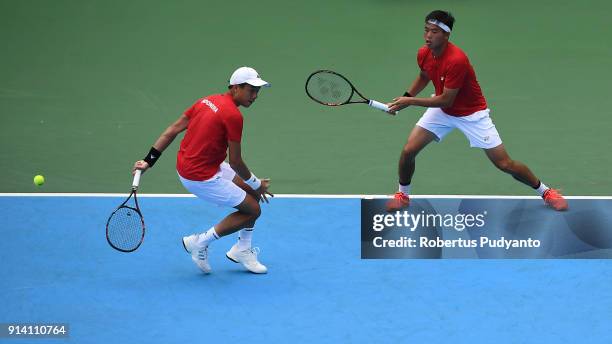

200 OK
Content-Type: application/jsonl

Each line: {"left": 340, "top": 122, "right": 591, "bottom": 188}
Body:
{"left": 1, "top": 196, "right": 611, "bottom": 343}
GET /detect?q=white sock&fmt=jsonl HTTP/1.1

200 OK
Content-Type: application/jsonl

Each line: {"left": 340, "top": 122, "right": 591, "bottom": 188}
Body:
{"left": 196, "top": 226, "right": 219, "bottom": 247}
{"left": 535, "top": 182, "right": 549, "bottom": 197}
{"left": 398, "top": 183, "right": 411, "bottom": 196}
{"left": 236, "top": 228, "right": 253, "bottom": 250}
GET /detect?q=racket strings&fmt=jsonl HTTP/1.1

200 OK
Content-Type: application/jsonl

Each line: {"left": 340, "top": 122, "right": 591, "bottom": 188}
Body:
{"left": 307, "top": 72, "right": 352, "bottom": 105}
{"left": 107, "top": 206, "right": 143, "bottom": 251}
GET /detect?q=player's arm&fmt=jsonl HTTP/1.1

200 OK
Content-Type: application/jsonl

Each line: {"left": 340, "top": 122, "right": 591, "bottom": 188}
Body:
{"left": 228, "top": 140, "right": 252, "bottom": 180}
{"left": 386, "top": 71, "right": 430, "bottom": 113}
{"left": 132, "top": 114, "right": 189, "bottom": 174}
{"left": 152, "top": 114, "right": 190, "bottom": 151}
{"left": 406, "top": 70, "right": 431, "bottom": 97}
{"left": 228, "top": 141, "right": 273, "bottom": 203}
{"left": 388, "top": 87, "right": 460, "bottom": 113}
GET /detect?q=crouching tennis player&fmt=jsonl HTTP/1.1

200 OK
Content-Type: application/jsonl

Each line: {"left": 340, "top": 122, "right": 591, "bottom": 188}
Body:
{"left": 132, "top": 67, "right": 273, "bottom": 274}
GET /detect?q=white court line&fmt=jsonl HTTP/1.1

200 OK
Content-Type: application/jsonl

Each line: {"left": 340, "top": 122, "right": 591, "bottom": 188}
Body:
{"left": 0, "top": 193, "right": 611, "bottom": 200}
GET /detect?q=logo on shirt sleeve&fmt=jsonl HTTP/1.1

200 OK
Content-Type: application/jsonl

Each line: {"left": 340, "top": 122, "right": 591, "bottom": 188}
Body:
{"left": 202, "top": 99, "right": 219, "bottom": 113}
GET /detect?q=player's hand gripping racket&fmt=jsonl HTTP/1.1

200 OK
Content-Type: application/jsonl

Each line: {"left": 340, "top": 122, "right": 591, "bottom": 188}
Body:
{"left": 106, "top": 170, "right": 145, "bottom": 252}
{"left": 305, "top": 70, "right": 396, "bottom": 115}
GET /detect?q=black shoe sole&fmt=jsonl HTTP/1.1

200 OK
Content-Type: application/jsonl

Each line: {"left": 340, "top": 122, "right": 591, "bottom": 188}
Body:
{"left": 226, "top": 253, "right": 239, "bottom": 263}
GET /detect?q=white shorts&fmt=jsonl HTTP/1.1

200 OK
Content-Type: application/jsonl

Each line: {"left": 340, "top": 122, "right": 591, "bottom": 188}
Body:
{"left": 178, "top": 162, "right": 246, "bottom": 208}
{"left": 416, "top": 107, "right": 502, "bottom": 149}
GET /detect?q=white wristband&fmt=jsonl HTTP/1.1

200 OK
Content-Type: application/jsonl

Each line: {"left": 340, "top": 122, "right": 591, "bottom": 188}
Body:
{"left": 245, "top": 173, "right": 261, "bottom": 190}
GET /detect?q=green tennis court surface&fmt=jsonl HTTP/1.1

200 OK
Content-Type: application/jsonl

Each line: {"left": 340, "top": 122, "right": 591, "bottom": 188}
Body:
{"left": 2, "top": 0, "right": 611, "bottom": 195}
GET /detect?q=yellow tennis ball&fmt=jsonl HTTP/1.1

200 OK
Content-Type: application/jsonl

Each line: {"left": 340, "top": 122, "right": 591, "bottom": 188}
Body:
{"left": 34, "top": 175, "right": 45, "bottom": 186}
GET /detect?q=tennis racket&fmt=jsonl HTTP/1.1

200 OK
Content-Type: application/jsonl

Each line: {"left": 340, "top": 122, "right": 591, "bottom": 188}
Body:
{"left": 305, "top": 70, "right": 395, "bottom": 115}
{"left": 106, "top": 170, "right": 145, "bottom": 253}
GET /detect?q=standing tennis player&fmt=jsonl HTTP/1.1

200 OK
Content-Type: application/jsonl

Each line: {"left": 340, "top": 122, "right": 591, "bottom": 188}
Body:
{"left": 386, "top": 10, "right": 568, "bottom": 211}
{"left": 132, "top": 66, "right": 272, "bottom": 274}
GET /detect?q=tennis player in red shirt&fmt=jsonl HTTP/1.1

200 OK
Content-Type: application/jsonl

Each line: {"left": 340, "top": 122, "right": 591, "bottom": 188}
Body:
{"left": 132, "top": 67, "right": 272, "bottom": 274}
{"left": 386, "top": 10, "right": 568, "bottom": 212}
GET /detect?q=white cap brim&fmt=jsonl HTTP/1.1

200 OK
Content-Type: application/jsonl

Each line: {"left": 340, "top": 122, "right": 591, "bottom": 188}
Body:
{"left": 244, "top": 78, "right": 271, "bottom": 87}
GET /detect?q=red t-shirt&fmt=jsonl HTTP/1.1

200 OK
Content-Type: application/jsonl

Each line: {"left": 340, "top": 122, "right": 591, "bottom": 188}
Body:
{"left": 176, "top": 93, "right": 243, "bottom": 180}
{"left": 417, "top": 42, "right": 487, "bottom": 116}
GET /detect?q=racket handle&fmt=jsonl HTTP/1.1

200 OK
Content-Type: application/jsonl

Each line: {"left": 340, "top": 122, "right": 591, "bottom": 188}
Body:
{"left": 132, "top": 169, "right": 142, "bottom": 189}
{"left": 368, "top": 100, "right": 396, "bottom": 115}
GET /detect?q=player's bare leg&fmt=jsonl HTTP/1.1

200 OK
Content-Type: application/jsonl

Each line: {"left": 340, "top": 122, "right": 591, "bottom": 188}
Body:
{"left": 182, "top": 195, "right": 260, "bottom": 274}
{"left": 217, "top": 190, "right": 267, "bottom": 273}
{"left": 485, "top": 144, "right": 539, "bottom": 187}
{"left": 214, "top": 195, "right": 261, "bottom": 236}
{"left": 398, "top": 126, "right": 437, "bottom": 185}
{"left": 205, "top": 176, "right": 265, "bottom": 273}
{"left": 226, "top": 175, "right": 262, "bottom": 248}
{"left": 485, "top": 144, "right": 568, "bottom": 211}
{"left": 387, "top": 126, "right": 437, "bottom": 212}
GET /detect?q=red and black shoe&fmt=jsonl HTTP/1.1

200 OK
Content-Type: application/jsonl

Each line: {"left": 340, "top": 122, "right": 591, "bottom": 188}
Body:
{"left": 542, "top": 188, "right": 568, "bottom": 211}
{"left": 385, "top": 192, "right": 410, "bottom": 212}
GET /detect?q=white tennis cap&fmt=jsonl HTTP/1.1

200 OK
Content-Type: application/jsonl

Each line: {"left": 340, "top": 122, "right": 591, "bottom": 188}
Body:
{"left": 229, "top": 67, "right": 270, "bottom": 87}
